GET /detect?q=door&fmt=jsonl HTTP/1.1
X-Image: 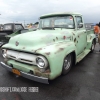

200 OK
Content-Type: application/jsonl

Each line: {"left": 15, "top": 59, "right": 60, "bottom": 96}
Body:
{"left": 75, "top": 16, "right": 87, "bottom": 55}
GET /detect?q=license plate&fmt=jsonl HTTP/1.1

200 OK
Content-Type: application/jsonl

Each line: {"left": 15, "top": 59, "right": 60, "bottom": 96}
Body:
{"left": 12, "top": 69, "right": 21, "bottom": 76}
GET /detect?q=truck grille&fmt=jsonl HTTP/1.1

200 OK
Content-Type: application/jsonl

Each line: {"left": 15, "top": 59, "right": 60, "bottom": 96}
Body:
{"left": 6, "top": 50, "right": 37, "bottom": 65}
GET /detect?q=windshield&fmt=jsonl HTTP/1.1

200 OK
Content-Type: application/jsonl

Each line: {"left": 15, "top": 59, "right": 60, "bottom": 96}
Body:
{"left": 3, "top": 24, "right": 12, "bottom": 30}
{"left": 39, "top": 15, "right": 75, "bottom": 29}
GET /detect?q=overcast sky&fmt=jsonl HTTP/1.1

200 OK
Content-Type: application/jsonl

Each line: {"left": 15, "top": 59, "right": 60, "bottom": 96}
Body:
{"left": 0, "top": 0, "right": 100, "bottom": 25}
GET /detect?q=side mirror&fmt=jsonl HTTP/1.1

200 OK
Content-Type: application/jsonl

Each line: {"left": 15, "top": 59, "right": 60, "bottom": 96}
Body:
{"left": 78, "top": 23, "right": 83, "bottom": 28}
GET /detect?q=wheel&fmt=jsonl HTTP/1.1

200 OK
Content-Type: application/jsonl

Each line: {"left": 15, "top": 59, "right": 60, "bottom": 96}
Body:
{"left": 91, "top": 40, "right": 95, "bottom": 52}
{"left": 62, "top": 54, "right": 73, "bottom": 75}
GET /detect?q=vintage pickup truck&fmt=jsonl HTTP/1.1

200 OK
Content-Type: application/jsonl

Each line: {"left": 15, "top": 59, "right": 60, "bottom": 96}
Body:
{"left": 0, "top": 12, "right": 96, "bottom": 84}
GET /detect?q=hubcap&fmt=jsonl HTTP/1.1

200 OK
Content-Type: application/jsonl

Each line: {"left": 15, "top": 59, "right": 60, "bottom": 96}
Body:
{"left": 64, "top": 54, "right": 71, "bottom": 70}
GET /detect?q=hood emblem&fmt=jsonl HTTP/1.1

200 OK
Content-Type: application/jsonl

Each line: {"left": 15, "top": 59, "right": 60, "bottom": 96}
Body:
{"left": 16, "top": 41, "right": 19, "bottom": 46}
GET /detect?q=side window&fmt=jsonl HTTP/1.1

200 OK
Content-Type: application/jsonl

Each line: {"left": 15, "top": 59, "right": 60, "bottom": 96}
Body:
{"left": 15, "top": 25, "right": 23, "bottom": 30}
{"left": 76, "top": 16, "right": 83, "bottom": 28}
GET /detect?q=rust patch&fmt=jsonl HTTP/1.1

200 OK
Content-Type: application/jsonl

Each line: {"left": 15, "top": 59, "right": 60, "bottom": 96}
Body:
{"left": 37, "top": 48, "right": 42, "bottom": 51}
{"left": 63, "top": 36, "right": 66, "bottom": 39}
{"left": 56, "top": 37, "right": 58, "bottom": 40}
{"left": 84, "top": 47, "right": 86, "bottom": 50}
{"left": 55, "top": 48, "right": 65, "bottom": 54}
{"left": 22, "top": 47, "right": 25, "bottom": 49}
{"left": 74, "top": 38, "right": 76, "bottom": 42}
{"left": 45, "top": 69, "right": 51, "bottom": 73}
{"left": 53, "top": 39, "right": 55, "bottom": 42}
{"left": 72, "top": 33, "right": 75, "bottom": 35}
{"left": 78, "top": 35, "right": 79, "bottom": 38}
{"left": 35, "top": 70, "right": 49, "bottom": 78}
{"left": 35, "top": 71, "right": 41, "bottom": 77}
{"left": 45, "top": 52, "right": 50, "bottom": 55}
{"left": 90, "top": 36, "right": 92, "bottom": 39}
{"left": 59, "top": 48, "right": 64, "bottom": 51}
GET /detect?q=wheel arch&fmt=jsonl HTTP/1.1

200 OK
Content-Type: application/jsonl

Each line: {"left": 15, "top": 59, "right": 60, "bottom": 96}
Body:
{"left": 63, "top": 50, "right": 76, "bottom": 66}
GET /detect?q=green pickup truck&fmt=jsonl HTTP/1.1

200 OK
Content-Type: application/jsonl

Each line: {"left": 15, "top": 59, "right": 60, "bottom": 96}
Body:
{"left": 0, "top": 12, "right": 96, "bottom": 84}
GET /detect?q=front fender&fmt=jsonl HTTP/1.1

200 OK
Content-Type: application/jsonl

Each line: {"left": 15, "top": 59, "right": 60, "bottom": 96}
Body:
{"left": 36, "top": 41, "right": 76, "bottom": 80}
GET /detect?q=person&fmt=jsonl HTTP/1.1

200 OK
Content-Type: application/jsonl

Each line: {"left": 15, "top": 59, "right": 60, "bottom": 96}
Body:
{"left": 98, "top": 23, "right": 100, "bottom": 51}
{"left": 94, "top": 24, "right": 100, "bottom": 51}
{"left": 94, "top": 24, "right": 99, "bottom": 40}
{"left": 94, "top": 24, "right": 100, "bottom": 34}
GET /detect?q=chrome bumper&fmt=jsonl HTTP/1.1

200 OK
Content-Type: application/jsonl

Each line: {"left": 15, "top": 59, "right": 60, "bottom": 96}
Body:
{"left": 0, "top": 62, "right": 49, "bottom": 84}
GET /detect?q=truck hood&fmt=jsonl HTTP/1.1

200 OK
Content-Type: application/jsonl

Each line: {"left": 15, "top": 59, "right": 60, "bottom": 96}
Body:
{"left": 2, "top": 29, "right": 73, "bottom": 52}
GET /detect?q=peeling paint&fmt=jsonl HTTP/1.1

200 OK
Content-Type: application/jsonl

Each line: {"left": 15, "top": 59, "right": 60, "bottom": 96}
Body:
{"left": 22, "top": 47, "right": 25, "bottom": 49}
{"left": 35, "top": 71, "right": 41, "bottom": 77}
{"left": 63, "top": 36, "right": 66, "bottom": 39}
{"left": 56, "top": 37, "right": 58, "bottom": 40}
{"left": 78, "top": 35, "right": 79, "bottom": 38}
{"left": 90, "top": 36, "right": 92, "bottom": 39}
{"left": 36, "top": 48, "right": 42, "bottom": 52}
{"left": 72, "top": 32, "right": 75, "bottom": 35}
{"left": 55, "top": 48, "right": 65, "bottom": 54}
{"left": 53, "top": 39, "right": 55, "bottom": 42}
{"left": 59, "top": 48, "right": 64, "bottom": 50}
{"left": 35, "top": 71, "right": 49, "bottom": 78}
{"left": 45, "top": 52, "right": 50, "bottom": 55}
{"left": 84, "top": 47, "right": 86, "bottom": 50}
{"left": 74, "top": 38, "right": 76, "bottom": 42}
{"left": 45, "top": 69, "right": 51, "bottom": 73}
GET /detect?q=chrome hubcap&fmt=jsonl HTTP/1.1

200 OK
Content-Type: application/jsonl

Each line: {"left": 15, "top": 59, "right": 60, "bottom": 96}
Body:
{"left": 64, "top": 54, "right": 71, "bottom": 70}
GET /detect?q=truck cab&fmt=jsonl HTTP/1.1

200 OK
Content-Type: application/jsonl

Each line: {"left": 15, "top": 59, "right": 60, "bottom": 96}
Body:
{"left": 0, "top": 12, "right": 96, "bottom": 84}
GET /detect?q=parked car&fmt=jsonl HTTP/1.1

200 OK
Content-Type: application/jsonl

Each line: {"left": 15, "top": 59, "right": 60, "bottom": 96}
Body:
{"left": 0, "top": 12, "right": 96, "bottom": 84}
{"left": 0, "top": 23, "right": 26, "bottom": 46}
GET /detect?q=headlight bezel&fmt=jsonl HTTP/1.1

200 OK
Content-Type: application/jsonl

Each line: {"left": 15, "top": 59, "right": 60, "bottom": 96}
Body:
{"left": 36, "top": 56, "right": 48, "bottom": 69}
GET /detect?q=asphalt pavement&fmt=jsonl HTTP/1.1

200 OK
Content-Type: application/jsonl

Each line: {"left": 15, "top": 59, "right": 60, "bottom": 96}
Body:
{"left": 0, "top": 44, "right": 100, "bottom": 100}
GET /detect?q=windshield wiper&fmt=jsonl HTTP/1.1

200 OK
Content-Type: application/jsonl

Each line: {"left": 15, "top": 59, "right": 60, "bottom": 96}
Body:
{"left": 42, "top": 27, "right": 55, "bottom": 30}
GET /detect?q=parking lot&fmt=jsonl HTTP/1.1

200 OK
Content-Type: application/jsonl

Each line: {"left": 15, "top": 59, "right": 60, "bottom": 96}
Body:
{"left": 0, "top": 43, "right": 100, "bottom": 100}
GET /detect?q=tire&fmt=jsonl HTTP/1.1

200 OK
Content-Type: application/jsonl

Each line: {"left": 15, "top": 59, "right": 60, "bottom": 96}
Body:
{"left": 91, "top": 40, "right": 95, "bottom": 52}
{"left": 62, "top": 54, "right": 73, "bottom": 75}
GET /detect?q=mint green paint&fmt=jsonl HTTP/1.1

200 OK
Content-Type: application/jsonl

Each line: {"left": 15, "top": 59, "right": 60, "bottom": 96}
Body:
{"left": 2, "top": 13, "right": 96, "bottom": 81}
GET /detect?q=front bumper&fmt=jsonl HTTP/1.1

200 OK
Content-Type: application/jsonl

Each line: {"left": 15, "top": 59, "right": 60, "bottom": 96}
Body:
{"left": 0, "top": 62, "right": 49, "bottom": 84}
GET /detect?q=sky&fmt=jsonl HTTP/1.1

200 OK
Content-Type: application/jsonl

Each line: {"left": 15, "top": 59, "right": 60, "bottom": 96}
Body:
{"left": 0, "top": 0, "right": 100, "bottom": 25}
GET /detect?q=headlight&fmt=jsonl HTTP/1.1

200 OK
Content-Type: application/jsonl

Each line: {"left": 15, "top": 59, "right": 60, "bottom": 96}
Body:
{"left": 36, "top": 56, "right": 48, "bottom": 69}
{"left": 2, "top": 49, "right": 7, "bottom": 58}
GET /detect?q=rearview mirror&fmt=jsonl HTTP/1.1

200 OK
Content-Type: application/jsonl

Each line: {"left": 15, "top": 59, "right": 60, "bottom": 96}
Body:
{"left": 78, "top": 23, "right": 83, "bottom": 28}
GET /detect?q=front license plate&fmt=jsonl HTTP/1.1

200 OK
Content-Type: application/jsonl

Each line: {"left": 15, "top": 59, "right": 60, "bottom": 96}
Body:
{"left": 12, "top": 69, "right": 21, "bottom": 76}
